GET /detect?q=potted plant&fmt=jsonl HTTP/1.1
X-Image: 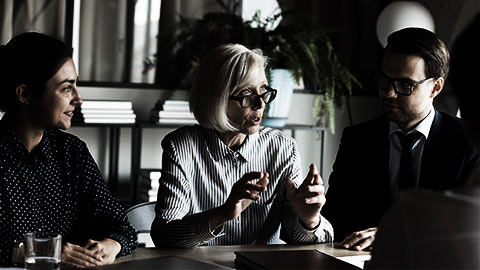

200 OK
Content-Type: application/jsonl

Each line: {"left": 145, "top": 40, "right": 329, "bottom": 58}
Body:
{"left": 148, "top": 7, "right": 360, "bottom": 133}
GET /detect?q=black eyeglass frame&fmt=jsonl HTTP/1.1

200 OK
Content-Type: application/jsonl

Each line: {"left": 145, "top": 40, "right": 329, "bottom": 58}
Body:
{"left": 229, "top": 86, "right": 278, "bottom": 108}
{"left": 374, "top": 72, "right": 435, "bottom": 96}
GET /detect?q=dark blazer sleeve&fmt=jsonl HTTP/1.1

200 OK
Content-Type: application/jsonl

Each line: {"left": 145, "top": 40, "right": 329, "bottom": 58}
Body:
{"left": 321, "top": 116, "right": 392, "bottom": 241}
{"left": 419, "top": 111, "right": 480, "bottom": 189}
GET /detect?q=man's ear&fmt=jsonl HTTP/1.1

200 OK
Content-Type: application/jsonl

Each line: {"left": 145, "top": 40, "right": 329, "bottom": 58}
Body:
{"left": 15, "top": 85, "right": 31, "bottom": 105}
{"left": 430, "top": 77, "right": 444, "bottom": 98}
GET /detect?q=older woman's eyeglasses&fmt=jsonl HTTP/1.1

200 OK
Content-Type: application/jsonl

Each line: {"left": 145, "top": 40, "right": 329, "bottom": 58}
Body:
{"left": 229, "top": 86, "right": 277, "bottom": 108}
{"left": 374, "top": 72, "right": 434, "bottom": 96}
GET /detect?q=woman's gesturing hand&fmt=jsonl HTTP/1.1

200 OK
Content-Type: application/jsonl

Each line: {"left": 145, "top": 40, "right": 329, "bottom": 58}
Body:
{"left": 210, "top": 172, "right": 269, "bottom": 229}
{"left": 285, "top": 164, "right": 326, "bottom": 229}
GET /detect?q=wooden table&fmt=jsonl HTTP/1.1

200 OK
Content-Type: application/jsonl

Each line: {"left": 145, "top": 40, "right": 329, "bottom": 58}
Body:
{"left": 111, "top": 243, "right": 370, "bottom": 269}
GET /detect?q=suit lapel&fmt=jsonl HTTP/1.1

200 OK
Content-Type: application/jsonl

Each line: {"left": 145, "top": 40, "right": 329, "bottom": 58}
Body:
{"left": 375, "top": 116, "right": 392, "bottom": 192}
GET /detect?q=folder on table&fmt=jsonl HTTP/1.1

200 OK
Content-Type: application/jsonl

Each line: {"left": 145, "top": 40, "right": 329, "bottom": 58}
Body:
{"left": 234, "top": 250, "right": 360, "bottom": 269}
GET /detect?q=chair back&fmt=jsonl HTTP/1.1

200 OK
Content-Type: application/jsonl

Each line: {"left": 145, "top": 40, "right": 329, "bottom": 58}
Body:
{"left": 126, "top": 201, "right": 157, "bottom": 247}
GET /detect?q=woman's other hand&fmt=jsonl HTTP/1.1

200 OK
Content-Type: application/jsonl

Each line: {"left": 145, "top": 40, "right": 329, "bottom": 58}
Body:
{"left": 285, "top": 163, "right": 326, "bottom": 229}
{"left": 210, "top": 172, "right": 268, "bottom": 229}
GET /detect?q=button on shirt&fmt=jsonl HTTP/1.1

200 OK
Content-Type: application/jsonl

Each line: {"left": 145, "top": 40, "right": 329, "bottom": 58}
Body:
{"left": 150, "top": 125, "right": 333, "bottom": 247}
{"left": 0, "top": 126, "right": 137, "bottom": 266}
{"left": 389, "top": 110, "right": 435, "bottom": 191}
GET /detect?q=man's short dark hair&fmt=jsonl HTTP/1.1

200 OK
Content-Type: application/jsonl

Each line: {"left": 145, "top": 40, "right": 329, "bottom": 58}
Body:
{"left": 385, "top": 28, "right": 450, "bottom": 79}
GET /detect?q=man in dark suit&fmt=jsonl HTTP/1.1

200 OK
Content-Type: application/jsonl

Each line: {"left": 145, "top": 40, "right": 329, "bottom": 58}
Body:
{"left": 366, "top": 14, "right": 480, "bottom": 268}
{"left": 321, "top": 27, "right": 480, "bottom": 251}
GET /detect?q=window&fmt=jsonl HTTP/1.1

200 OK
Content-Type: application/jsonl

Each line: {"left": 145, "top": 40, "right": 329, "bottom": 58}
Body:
{"left": 242, "top": 0, "right": 280, "bottom": 27}
{"left": 72, "top": 0, "right": 161, "bottom": 84}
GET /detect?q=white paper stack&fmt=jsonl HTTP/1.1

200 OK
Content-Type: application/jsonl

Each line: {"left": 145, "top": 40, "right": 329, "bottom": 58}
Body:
{"left": 138, "top": 169, "right": 161, "bottom": 202}
{"left": 74, "top": 100, "right": 136, "bottom": 124}
{"left": 151, "top": 100, "right": 197, "bottom": 125}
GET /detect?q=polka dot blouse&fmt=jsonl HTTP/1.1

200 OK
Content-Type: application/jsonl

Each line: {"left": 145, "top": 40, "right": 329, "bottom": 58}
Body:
{"left": 0, "top": 125, "right": 138, "bottom": 266}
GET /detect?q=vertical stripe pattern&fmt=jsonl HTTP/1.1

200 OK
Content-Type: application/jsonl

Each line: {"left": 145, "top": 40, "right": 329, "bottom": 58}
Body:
{"left": 150, "top": 125, "right": 333, "bottom": 247}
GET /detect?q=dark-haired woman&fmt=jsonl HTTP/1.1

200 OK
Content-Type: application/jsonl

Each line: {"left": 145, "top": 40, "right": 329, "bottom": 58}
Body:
{"left": 0, "top": 32, "right": 137, "bottom": 268}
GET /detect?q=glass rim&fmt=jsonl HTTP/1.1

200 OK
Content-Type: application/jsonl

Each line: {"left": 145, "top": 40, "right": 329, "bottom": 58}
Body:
{"left": 24, "top": 232, "right": 62, "bottom": 240}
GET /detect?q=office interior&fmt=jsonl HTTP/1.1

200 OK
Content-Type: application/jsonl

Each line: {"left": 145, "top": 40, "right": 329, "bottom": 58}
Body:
{"left": 1, "top": 0, "right": 478, "bottom": 207}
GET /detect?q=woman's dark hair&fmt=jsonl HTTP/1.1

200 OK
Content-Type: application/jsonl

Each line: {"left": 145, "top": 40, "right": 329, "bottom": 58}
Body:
{"left": 0, "top": 32, "right": 73, "bottom": 111}
{"left": 385, "top": 27, "right": 450, "bottom": 80}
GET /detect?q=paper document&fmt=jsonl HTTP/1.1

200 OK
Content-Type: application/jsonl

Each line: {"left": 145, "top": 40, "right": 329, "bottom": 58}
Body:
{"left": 336, "top": 255, "right": 371, "bottom": 269}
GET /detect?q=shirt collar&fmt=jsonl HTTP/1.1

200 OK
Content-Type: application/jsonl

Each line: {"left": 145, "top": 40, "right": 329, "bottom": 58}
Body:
{"left": 237, "top": 130, "right": 259, "bottom": 162}
{"left": 0, "top": 126, "right": 52, "bottom": 164}
{"left": 205, "top": 127, "right": 259, "bottom": 163}
{"left": 389, "top": 108, "right": 435, "bottom": 139}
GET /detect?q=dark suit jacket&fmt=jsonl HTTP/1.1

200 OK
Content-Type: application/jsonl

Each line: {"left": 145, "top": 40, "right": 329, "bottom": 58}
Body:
{"left": 321, "top": 111, "right": 480, "bottom": 241}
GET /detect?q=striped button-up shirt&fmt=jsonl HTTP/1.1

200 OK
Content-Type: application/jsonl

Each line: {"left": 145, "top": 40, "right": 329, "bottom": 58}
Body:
{"left": 150, "top": 125, "right": 333, "bottom": 247}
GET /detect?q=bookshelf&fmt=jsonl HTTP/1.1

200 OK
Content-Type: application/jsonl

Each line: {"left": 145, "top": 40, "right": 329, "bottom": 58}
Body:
{"left": 73, "top": 122, "right": 325, "bottom": 206}
{"left": 71, "top": 122, "right": 134, "bottom": 194}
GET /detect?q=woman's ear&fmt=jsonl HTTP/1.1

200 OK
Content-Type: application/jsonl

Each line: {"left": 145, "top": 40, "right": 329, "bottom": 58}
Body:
{"left": 15, "top": 85, "right": 31, "bottom": 105}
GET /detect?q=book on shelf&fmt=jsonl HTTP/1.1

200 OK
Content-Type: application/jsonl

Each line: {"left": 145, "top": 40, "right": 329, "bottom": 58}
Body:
{"left": 153, "top": 100, "right": 189, "bottom": 111}
{"left": 164, "top": 100, "right": 189, "bottom": 105}
{"left": 73, "top": 102, "right": 137, "bottom": 124}
{"left": 81, "top": 118, "right": 136, "bottom": 124}
{"left": 80, "top": 100, "right": 133, "bottom": 110}
{"left": 80, "top": 113, "right": 136, "bottom": 119}
{"left": 153, "top": 117, "right": 198, "bottom": 125}
{"left": 162, "top": 100, "right": 190, "bottom": 111}
{"left": 140, "top": 169, "right": 161, "bottom": 181}
{"left": 138, "top": 169, "right": 161, "bottom": 202}
{"left": 140, "top": 180, "right": 159, "bottom": 191}
{"left": 139, "top": 193, "right": 157, "bottom": 202}
{"left": 150, "top": 99, "right": 198, "bottom": 125}
{"left": 156, "top": 110, "right": 195, "bottom": 119}
{"left": 139, "top": 188, "right": 158, "bottom": 197}
{"left": 79, "top": 109, "right": 135, "bottom": 114}
{"left": 139, "top": 170, "right": 160, "bottom": 189}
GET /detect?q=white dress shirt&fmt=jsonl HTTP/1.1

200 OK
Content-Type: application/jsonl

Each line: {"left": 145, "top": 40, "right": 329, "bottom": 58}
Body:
{"left": 388, "top": 109, "right": 436, "bottom": 191}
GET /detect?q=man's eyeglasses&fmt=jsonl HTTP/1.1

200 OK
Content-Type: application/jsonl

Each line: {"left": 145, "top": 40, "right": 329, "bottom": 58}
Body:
{"left": 229, "top": 86, "right": 277, "bottom": 108}
{"left": 374, "top": 72, "right": 434, "bottom": 96}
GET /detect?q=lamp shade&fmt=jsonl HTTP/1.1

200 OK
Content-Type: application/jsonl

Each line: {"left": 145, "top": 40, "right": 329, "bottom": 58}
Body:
{"left": 376, "top": 1, "right": 435, "bottom": 47}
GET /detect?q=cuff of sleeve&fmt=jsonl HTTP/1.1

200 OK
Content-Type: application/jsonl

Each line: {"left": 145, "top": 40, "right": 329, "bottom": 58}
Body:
{"left": 314, "top": 215, "right": 334, "bottom": 242}
{"left": 105, "top": 233, "right": 131, "bottom": 257}
{"left": 293, "top": 215, "right": 334, "bottom": 243}
{"left": 295, "top": 218, "right": 318, "bottom": 234}
{"left": 194, "top": 211, "right": 224, "bottom": 244}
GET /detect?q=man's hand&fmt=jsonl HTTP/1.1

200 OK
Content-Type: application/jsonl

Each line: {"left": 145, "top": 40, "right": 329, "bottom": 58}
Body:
{"left": 341, "top": 227, "right": 378, "bottom": 251}
{"left": 285, "top": 164, "right": 326, "bottom": 229}
{"left": 210, "top": 172, "right": 269, "bottom": 229}
{"left": 61, "top": 238, "right": 121, "bottom": 269}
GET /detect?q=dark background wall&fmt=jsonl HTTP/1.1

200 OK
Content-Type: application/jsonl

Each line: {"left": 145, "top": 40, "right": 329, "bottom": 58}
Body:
{"left": 279, "top": 0, "right": 479, "bottom": 114}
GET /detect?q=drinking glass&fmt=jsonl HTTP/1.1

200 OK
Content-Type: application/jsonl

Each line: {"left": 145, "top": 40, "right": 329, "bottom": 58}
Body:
{"left": 24, "top": 232, "right": 61, "bottom": 270}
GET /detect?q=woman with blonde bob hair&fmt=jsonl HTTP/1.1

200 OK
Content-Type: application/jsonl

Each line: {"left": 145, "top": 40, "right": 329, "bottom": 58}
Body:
{"left": 151, "top": 44, "right": 333, "bottom": 247}
{"left": 190, "top": 44, "right": 267, "bottom": 133}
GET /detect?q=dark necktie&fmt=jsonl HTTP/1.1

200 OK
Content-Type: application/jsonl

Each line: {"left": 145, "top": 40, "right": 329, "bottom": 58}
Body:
{"left": 397, "top": 131, "right": 421, "bottom": 189}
